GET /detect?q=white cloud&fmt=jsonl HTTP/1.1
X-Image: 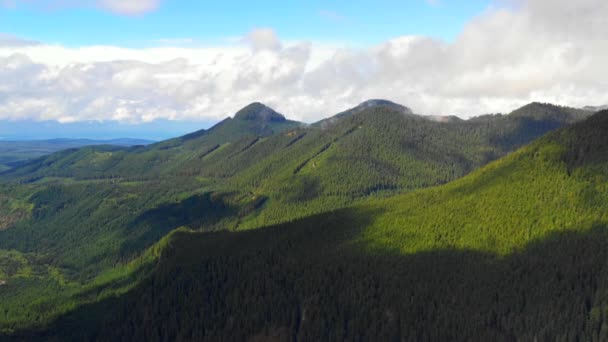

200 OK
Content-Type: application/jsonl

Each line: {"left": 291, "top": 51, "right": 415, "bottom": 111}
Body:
{"left": 96, "top": 0, "right": 159, "bottom": 15}
{"left": 243, "top": 28, "right": 282, "bottom": 52}
{"left": 0, "top": 0, "right": 607, "bottom": 124}
{"left": 0, "top": 34, "right": 40, "bottom": 47}
{"left": 0, "top": 0, "right": 160, "bottom": 15}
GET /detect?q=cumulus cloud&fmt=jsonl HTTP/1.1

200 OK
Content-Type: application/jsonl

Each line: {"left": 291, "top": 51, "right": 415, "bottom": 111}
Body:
{"left": 243, "top": 28, "right": 283, "bottom": 52}
{"left": 0, "top": 0, "right": 607, "bottom": 123}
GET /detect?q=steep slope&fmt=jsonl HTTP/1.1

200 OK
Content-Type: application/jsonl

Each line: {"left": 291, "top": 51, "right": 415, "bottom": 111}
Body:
{"left": 12, "top": 110, "right": 608, "bottom": 341}
{"left": 362, "top": 109, "right": 608, "bottom": 254}
{"left": 205, "top": 101, "right": 593, "bottom": 227}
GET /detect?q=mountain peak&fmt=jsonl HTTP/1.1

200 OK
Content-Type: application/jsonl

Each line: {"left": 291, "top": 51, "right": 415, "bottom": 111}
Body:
{"left": 313, "top": 99, "right": 415, "bottom": 128}
{"left": 584, "top": 108, "right": 608, "bottom": 125}
{"left": 510, "top": 102, "right": 592, "bottom": 123}
{"left": 233, "top": 102, "right": 287, "bottom": 122}
{"left": 516, "top": 102, "right": 560, "bottom": 112}
{"left": 353, "top": 99, "right": 413, "bottom": 115}
{"left": 582, "top": 105, "right": 608, "bottom": 112}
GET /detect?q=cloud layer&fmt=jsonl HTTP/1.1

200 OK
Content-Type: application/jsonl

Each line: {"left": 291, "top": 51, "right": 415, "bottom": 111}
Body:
{"left": 0, "top": 0, "right": 607, "bottom": 123}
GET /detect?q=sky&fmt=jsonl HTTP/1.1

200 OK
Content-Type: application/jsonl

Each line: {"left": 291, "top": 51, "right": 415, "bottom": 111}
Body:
{"left": 0, "top": 0, "right": 607, "bottom": 139}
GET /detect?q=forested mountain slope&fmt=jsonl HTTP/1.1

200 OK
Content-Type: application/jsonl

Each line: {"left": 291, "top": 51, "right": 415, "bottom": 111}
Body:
{"left": 1, "top": 101, "right": 589, "bottom": 190}
{"left": 0, "top": 101, "right": 588, "bottom": 275}
{"left": 14, "top": 110, "right": 608, "bottom": 341}
{"left": 0, "top": 101, "right": 593, "bottom": 337}
{"left": 0, "top": 102, "right": 301, "bottom": 181}
{"left": 2, "top": 101, "right": 590, "bottom": 232}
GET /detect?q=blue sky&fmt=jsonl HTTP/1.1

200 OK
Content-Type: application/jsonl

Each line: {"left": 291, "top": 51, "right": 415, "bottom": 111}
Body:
{"left": 1, "top": 0, "right": 489, "bottom": 47}
{"left": 0, "top": 119, "right": 210, "bottom": 141}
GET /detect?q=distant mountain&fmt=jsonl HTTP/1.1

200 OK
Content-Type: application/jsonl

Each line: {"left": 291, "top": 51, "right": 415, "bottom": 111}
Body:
{"left": 582, "top": 105, "right": 608, "bottom": 112}
{"left": 155, "top": 102, "right": 302, "bottom": 146}
{"left": 0, "top": 138, "right": 154, "bottom": 170}
{"left": 508, "top": 102, "right": 590, "bottom": 121}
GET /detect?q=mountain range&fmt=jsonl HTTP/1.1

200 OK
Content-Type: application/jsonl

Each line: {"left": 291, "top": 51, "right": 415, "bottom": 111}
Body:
{"left": 0, "top": 100, "right": 606, "bottom": 341}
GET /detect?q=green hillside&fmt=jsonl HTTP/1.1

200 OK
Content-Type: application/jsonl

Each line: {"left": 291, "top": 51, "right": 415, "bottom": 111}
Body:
{"left": 148, "top": 100, "right": 591, "bottom": 228}
{"left": 10, "top": 110, "right": 608, "bottom": 341}
{"left": 0, "top": 101, "right": 588, "bottom": 275}
{"left": 0, "top": 101, "right": 595, "bottom": 338}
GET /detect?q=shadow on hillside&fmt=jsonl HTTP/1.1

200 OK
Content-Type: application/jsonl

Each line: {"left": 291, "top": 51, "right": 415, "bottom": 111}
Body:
{"left": 8, "top": 214, "right": 608, "bottom": 342}
{"left": 489, "top": 117, "right": 565, "bottom": 152}
{"left": 557, "top": 111, "right": 608, "bottom": 171}
{"left": 117, "top": 192, "right": 238, "bottom": 259}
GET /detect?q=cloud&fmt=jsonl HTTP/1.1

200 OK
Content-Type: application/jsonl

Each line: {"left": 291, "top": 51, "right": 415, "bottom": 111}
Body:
{"left": 152, "top": 38, "right": 197, "bottom": 46}
{"left": 96, "top": 0, "right": 159, "bottom": 15}
{"left": 243, "top": 28, "right": 282, "bottom": 52}
{"left": 0, "top": 0, "right": 160, "bottom": 15}
{"left": 0, "top": 0, "right": 607, "bottom": 124}
{"left": 0, "top": 34, "right": 40, "bottom": 47}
